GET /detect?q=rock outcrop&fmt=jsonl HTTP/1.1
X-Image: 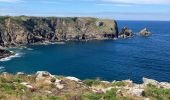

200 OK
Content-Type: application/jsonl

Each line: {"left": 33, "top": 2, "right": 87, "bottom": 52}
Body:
{"left": 0, "top": 48, "right": 14, "bottom": 59}
{"left": 139, "top": 28, "right": 151, "bottom": 36}
{"left": 0, "top": 16, "right": 118, "bottom": 47}
{"left": 119, "top": 27, "right": 133, "bottom": 38}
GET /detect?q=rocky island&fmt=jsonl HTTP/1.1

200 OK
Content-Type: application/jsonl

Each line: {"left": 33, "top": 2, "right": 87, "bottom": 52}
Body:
{"left": 0, "top": 71, "right": 169, "bottom": 100}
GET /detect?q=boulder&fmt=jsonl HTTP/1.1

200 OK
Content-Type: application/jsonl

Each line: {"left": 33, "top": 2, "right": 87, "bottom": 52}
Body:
{"left": 127, "top": 88, "right": 144, "bottom": 97}
{"left": 55, "top": 80, "right": 64, "bottom": 89}
{"left": 96, "top": 21, "right": 104, "bottom": 27}
{"left": 119, "top": 27, "right": 133, "bottom": 38}
{"left": 35, "top": 71, "right": 54, "bottom": 84}
{"left": 139, "top": 28, "right": 151, "bottom": 36}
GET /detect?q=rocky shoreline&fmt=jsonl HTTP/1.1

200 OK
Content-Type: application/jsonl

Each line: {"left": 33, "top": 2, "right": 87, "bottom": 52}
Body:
{"left": 0, "top": 16, "right": 151, "bottom": 47}
{"left": 0, "top": 71, "right": 169, "bottom": 100}
{"left": 0, "top": 16, "right": 152, "bottom": 59}
{"left": 0, "top": 48, "right": 15, "bottom": 59}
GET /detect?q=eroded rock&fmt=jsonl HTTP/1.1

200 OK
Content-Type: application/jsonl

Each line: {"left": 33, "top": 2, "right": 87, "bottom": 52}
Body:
{"left": 139, "top": 28, "right": 151, "bottom": 36}
{"left": 119, "top": 27, "right": 133, "bottom": 38}
{"left": 0, "top": 49, "right": 14, "bottom": 59}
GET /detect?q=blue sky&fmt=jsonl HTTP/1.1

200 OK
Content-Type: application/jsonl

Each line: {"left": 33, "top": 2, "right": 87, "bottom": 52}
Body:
{"left": 0, "top": 0, "right": 170, "bottom": 20}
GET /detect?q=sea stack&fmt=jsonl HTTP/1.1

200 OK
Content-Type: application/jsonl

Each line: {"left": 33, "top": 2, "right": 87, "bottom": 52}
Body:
{"left": 119, "top": 27, "right": 134, "bottom": 38}
{"left": 139, "top": 28, "right": 152, "bottom": 37}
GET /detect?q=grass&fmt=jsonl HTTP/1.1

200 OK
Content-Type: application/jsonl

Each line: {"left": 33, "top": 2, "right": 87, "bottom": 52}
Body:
{"left": 112, "top": 81, "right": 126, "bottom": 87}
{"left": 1, "top": 74, "right": 170, "bottom": 100}
{"left": 143, "top": 84, "right": 170, "bottom": 100}
{"left": 12, "top": 77, "right": 22, "bottom": 83}
{"left": 83, "top": 79, "right": 101, "bottom": 87}
{"left": 82, "top": 88, "right": 118, "bottom": 100}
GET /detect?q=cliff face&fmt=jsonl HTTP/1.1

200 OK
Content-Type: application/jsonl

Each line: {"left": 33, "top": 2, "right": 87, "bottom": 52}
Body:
{"left": 0, "top": 16, "right": 118, "bottom": 47}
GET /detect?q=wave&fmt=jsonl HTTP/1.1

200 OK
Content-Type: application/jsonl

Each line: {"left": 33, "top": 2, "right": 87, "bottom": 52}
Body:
{"left": 27, "top": 48, "right": 33, "bottom": 50}
{"left": 0, "top": 53, "right": 23, "bottom": 62}
{"left": 0, "top": 66, "right": 5, "bottom": 72}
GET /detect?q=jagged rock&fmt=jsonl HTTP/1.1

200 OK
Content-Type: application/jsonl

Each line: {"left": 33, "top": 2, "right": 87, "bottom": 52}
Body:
{"left": 0, "top": 49, "right": 14, "bottom": 59}
{"left": 55, "top": 80, "right": 64, "bottom": 89}
{"left": 35, "top": 71, "right": 54, "bottom": 84}
{"left": 143, "top": 78, "right": 170, "bottom": 89}
{"left": 139, "top": 28, "right": 151, "bottom": 36}
{"left": 119, "top": 27, "right": 133, "bottom": 38}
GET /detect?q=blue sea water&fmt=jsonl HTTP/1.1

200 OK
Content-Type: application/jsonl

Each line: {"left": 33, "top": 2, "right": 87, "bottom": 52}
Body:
{"left": 0, "top": 21, "right": 170, "bottom": 83}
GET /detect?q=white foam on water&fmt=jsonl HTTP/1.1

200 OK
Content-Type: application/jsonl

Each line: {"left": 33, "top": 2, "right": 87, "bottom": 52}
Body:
{"left": 27, "top": 48, "right": 33, "bottom": 50}
{"left": 0, "top": 53, "right": 23, "bottom": 62}
{"left": 0, "top": 66, "right": 5, "bottom": 72}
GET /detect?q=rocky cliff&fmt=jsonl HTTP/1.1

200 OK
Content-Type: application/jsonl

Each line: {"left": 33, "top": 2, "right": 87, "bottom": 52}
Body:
{"left": 0, "top": 16, "right": 118, "bottom": 47}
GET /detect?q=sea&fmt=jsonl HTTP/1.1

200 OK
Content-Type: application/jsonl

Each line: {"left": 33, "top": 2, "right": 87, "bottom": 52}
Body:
{"left": 0, "top": 21, "right": 170, "bottom": 83}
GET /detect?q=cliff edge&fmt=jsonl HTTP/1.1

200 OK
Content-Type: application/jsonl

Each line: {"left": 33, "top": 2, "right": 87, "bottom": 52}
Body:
{"left": 0, "top": 16, "right": 118, "bottom": 47}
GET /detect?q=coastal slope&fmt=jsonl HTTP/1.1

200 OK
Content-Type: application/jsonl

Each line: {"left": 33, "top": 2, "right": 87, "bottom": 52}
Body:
{"left": 0, "top": 16, "right": 118, "bottom": 47}
{"left": 0, "top": 71, "right": 169, "bottom": 100}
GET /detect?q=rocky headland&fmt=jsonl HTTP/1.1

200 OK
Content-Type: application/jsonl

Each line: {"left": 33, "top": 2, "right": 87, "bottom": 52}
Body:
{"left": 0, "top": 16, "right": 118, "bottom": 47}
{"left": 0, "top": 16, "right": 153, "bottom": 59}
{"left": 0, "top": 71, "right": 169, "bottom": 100}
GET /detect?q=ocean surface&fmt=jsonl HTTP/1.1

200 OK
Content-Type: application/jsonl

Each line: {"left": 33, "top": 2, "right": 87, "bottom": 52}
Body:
{"left": 0, "top": 21, "right": 170, "bottom": 83}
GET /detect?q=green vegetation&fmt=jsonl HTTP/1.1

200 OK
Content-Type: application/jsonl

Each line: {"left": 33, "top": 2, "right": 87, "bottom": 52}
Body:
{"left": 12, "top": 77, "right": 22, "bottom": 83}
{"left": 112, "top": 81, "right": 126, "bottom": 86}
{"left": 82, "top": 89, "right": 116, "bottom": 100}
{"left": 144, "top": 84, "right": 170, "bottom": 100}
{"left": 0, "top": 73, "right": 170, "bottom": 100}
{"left": 83, "top": 79, "right": 101, "bottom": 86}
{"left": 0, "top": 16, "right": 6, "bottom": 24}
{"left": 47, "top": 95, "right": 61, "bottom": 100}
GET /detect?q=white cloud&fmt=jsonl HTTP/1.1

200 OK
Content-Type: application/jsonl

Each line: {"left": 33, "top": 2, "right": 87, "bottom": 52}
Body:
{"left": 0, "top": 0, "right": 21, "bottom": 3}
{"left": 102, "top": 0, "right": 170, "bottom": 4}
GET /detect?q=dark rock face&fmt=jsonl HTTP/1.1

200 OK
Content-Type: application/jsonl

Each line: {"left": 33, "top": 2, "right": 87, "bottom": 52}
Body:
{"left": 0, "top": 16, "right": 118, "bottom": 47}
{"left": 0, "top": 48, "right": 14, "bottom": 59}
{"left": 119, "top": 27, "right": 133, "bottom": 38}
{"left": 139, "top": 28, "right": 151, "bottom": 37}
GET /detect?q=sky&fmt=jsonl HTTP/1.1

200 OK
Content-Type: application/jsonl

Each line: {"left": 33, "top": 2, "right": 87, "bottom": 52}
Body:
{"left": 0, "top": 0, "right": 170, "bottom": 21}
